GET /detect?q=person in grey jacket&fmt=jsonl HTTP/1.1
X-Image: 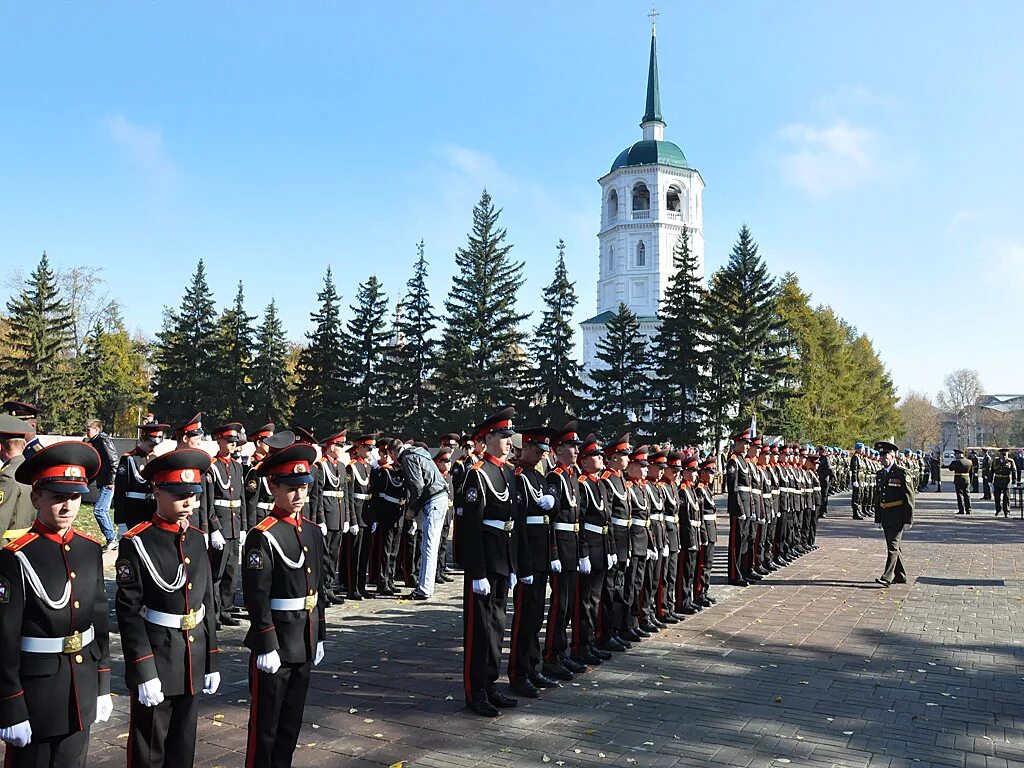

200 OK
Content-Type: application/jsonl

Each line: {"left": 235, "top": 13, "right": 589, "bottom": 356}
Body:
{"left": 399, "top": 442, "right": 450, "bottom": 600}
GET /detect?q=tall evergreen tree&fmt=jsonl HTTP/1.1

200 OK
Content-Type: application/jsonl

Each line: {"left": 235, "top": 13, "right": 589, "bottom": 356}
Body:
{"left": 433, "top": 190, "right": 530, "bottom": 426}
{"left": 4, "top": 252, "right": 75, "bottom": 417}
{"left": 586, "top": 302, "right": 653, "bottom": 435}
{"left": 209, "top": 282, "right": 256, "bottom": 422}
{"left": 652, "top": 228, "right": 709, "bottom": 444}
{"left": 77, "top": 310, "right": 151, "bottom": 435}
{"left": 529, "top": 239, "right": 584, "bottom": 422}
{"left": 381, "top": 241, "right": 439, "bottom": 435}
{"left": 294, "top": 268, "right": 348, "bottom": 432}
{"left": 342, "top": 276, "right": 390, "bottom": 427}
{"left": 250, "top": 299, "right": 294, "bottom": 424}
{"left": 151, "top": 259, "right": 219, "bottom": 424}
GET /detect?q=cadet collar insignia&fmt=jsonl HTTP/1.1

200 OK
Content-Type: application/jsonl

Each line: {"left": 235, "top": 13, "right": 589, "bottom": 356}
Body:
{"left": 247, "top": 549, "right": 264, "bottom": 570}
{"left": 0, "top": 577, "right": 8, "bottom": 603}
{"left": 115, "top": 559, "right": 134, "bottom": 585}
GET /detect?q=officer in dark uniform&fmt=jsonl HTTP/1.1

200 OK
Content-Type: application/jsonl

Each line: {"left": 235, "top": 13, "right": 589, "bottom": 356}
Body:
{"left": 506, "top": 427, "right": 558, "bottom": 698}
{"left": 242, "top": 442, "right": 327, "bottom": 768}
{"left": 202, "top": 423, "right": 245, "bottom": 627}
{"left": 542, "top": 421, "right": 585, "bottom": 680}
{"left": 991, "top": 448, "right": 1018, "bottom": 517}
{"left": 571, "top": 434, "right": 612, "bottom": 666}
{"left": 968, "top": 450, "right": 980, "bottom": 494}
{"left": 170, "top": 414, "right": 211, "bottom": 537}
{"left": 113, "top": 422, "right": 168, "bottom": 533}
{"left": 0, "top": 414, "right": 36, "bottom": 542}
{"left": 242, "top": 423, "right": 276, "bottom": 529}
{"left": 116, "top": 448, "right": 220, "bottom": 768}
{"left": 0, "top": 441, "right": 111, "bottom": 767}
{"left": 948, "top": 449, "right": 974, "bottom": 515}
{"left": 726, "top": 430, "right": 753, "bottom": 586}
{"left": 598, "top": 434, "right": 633, "bottom": 650}
{"left": 346, "top": 433, "right": 376, "bottom": 600}
{"left": 981, "top": 449, "right": 993, "bottom": 500}
{"left": 460, "top": 407, "right": 520, "bottom": 717}
{"left": 850, "top": 443, "right": 865, "bottom": 519}
{"left": 311, "top": 429, "right": 349, "bottom": 605}
{"left": 694, "top": 456, "right": 718, "bottom": 607}
{"left": 874, "top": 441, "right": 915, "bottom": 586}
{"left": 1, "top": 402, "right": 41, "bottom": 461}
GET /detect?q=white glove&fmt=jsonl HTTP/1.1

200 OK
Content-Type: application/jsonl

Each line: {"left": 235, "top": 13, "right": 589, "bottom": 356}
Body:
{"left": 607, "top": 554, "right": 615, "bottom": 569}
{"left": 550, "top": 559, "right": 562, "bottom": 573}
{"left": 138, "top": 678, "right": 164, "bottom": 707}
{"left": 210, "top": 529, "right": 226, "bottom": 551}
{"left": 314, "top": 641, "right": 325, "bottom": 666}
{"left": 350, "top": 525, "right": 359, "bottom": 536}
{"left": 239, "top": 530, "right": 247, "bottom": 546}
{"left": 521, "top": 575, "right": 534, "bottom": 585}
{"left": 95, "top": 694, "right": 113, "bottom": 723}
{"left": 409, "top": 521, "right": 418, "bottom": 536}
{"left": 371, "top": 522, "right": 378, "bottom": 534}
{"left": 203, "top": 672, "right": 221, "bottom": 694}
{"left": 852, "top": 482, "right": 859, "bottom": 488}
{"left": 739, "top": 514, "right": 748, "bottom": 521}
{"left": 646, "top": 548, "right": 657, "bottom": 561}
{"left": 537, "top": 494, "right": 556, "bottom": 511}
{"left": 343, "top": 521, "right": 350, "bottom": 533}
{"left": 203, "top": 533, "right": 209, "bottom": 548}
{"left": 509, "top": 572, "right": 517, "bottom": 591}
{"left": 578, "top": 556, "right": 592, "bottom": 574}
{"left": 661, "top": 545, "right": 669, "bottom": 558}
{"left": 0, "top": 721, "right": 31, "bottom": 748}
{"left": 472, "top": 578, "right": 491, "bottom": 596}
{"left": 256, "top": 650, "right": 282, "bottom": 675}
{"left": 319, "top": 522, "right": 328, "bottom": 536}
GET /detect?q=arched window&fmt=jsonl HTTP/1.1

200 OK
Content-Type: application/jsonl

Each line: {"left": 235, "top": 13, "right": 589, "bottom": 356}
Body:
{"left": 632, "top": 182, "right": 650, "bottom": 213}
{"left": 608, "top": 189, "right": 619, "bottom": 221}
{"left": 636, "top": 241, "right": 646, "bottom": 267}
{"left": 607, "top": 244, "right": 614, "bottom": 272}
{"left": 666, "top": 184, "right": 690, "bottom": 220}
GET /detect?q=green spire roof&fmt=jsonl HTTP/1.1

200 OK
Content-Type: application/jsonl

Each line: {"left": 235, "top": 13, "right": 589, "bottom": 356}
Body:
{"left": 642, "top": 31, "right": 662, "bottom": 125}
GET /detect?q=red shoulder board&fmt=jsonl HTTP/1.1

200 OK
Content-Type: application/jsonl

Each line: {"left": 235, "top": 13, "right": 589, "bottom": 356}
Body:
{"left": 514, "top": 467, "right": 523, "bottom": 476}
{"left": 4, "top": 531, "right": 38, "bottom": 552}
{"left": 625, "top": 480, "right": 634, "bottom": 488}
{"left": 123, "top": 522, "right": 151, "bottom": 540}
{"left": 74, "top": 530, "right": 102, "bottom": 546}
{"left": 599, "top": 470, "right": 611, "bottom": 479}
{"left": 254, "top": 516, "right": 277, "bottom": 532}
{"left": 471, "top": 461, "right": 484, "bottom": 471}
{"left": 553, "top": 466, "right": 566, "bottom": 475}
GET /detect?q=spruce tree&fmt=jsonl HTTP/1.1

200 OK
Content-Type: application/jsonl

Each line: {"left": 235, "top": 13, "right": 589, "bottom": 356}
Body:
{"left": 586, "top": 302, "right": 653, "bottom": 435}
{"left": 652, "top": 228, "right": 708, "bottom": 444}
{"left": 433, "top": 190, "right": 530, "bottom": 426}
{"left": 4, "top": 252, "right": 75, "bottom": 416}
{"left": 294, "top": 267, "right": 348, "bottom": 432}
{"left": 529, "top": 239, "right": 584, "bottom": 423}
{"left": 77, "top": 311, "right": 151, "bottom": 435}
{"left": 209, "top": 282, "right": 256, "bottom": 422}
{"left": 250, "top": 299, "right": 294, "bottom": 424}
{"left": 342, "top": 276, "right": 390, "bottom": 427}
{"left": 151, "top": 259, "right": 219, "bottom": 424}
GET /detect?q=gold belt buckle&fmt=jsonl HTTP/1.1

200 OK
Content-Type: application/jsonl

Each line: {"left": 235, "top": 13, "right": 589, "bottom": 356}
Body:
{"left": 573, "top": 523, "right": 580, "bottom": 533}
{"left": 602, "top": 525, "right": 609, "bottom": 534}
{"left": 544, "top": 515, "right": 550, "bottom": 524}
{"left": 503, "top": 520, "right": 513, "bottom": 532}
{"left": 180, "top": 610, "right": 199, "bottom": 631}
{"left": 62, "top": 631, "right": 83, "bottom": 654}
{"left": 304, "top": 594, "right": 317, "bottom": 611}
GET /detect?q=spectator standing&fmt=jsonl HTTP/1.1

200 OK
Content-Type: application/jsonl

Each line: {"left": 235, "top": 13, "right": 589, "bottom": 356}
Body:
{"left": 399, "top": 441, "right": 450, "bottom": 601}
{"left": 85, "top": 418, "right": 120, "bottom": 551}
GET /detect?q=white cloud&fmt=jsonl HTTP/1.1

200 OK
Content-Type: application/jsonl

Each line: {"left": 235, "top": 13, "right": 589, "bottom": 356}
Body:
{"left": 776, "top": 119, "right": 879, "bottom": 197}
{"left": 102, "top": 114, "right": 180, "bottom": 189}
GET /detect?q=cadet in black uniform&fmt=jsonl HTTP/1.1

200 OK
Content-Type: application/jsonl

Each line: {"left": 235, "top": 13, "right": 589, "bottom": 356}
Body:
{"left": 0, "top": 442, "right": 111, "bottom": 768}
{"left": 694, "top": 457, "right": 718, "bottom": 607}
{"left": 370, "top": 439, "right": 407, "bottom": 596}
{"left": 598, "top": 434, "right": 632, "bottom": 651}
{"left": 571, "top": 435, "right": 612, "bottom": 666}
{"left": 312, "top": 429, "right": 349, "bottom": 605}
{"left": 116, "top": 448, "right": 220, "bottom": 768}
{"left": 205, "top": 423, "right": 245, "bottom": 627}
{"left": 726, "top": 431, "right": 753, "bottom": 586}
{"left": 113, "top": 422, "right": 168, "bottom": 534}
{"left": 657, "top": 452, "right": 682, "bottom": 624}
{"left": 242, "top": 423, "right": 276, "bottom": 529}
{"left": 675, "top": 454, "right": 702, "bottom": 616}
{"left": 346, "top": 433, "right": 376, "bottom": 600}
{"left": 460, "top": 408, "right": 520, "bottom": 717}
{"left": 242, "top": 443, "right": 327, "bottom": 768}
{"left": 644, "top": 453, "right": 668, "bottom": 630}
{"left": 624, "top": 446, "right": 656, "bottom": 638}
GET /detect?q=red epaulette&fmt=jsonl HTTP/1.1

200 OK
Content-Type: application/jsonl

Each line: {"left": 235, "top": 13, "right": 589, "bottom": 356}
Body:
{"left": 471, "top": 461, "right": 484, "bottom": 471}
{"left": 599, "top": 470, "right": 612, "bottom": 480}
{"left": 514, "top": 467, "right": 523, "bottom": 476}
{"left": 4, "top": 531, "right": 38, "bottom": 552}
{"left": 122, "top": 522, "right": 151, "bottom": 540}
{"left": 254, "top": 516, "right": 277, "bottom": 532}
{"left": 74, "top": 530, "right": 102, "bottom": 546}
{"left": 625, "top": 479, "right": 634, "bottom": 488}
{"left": 553, "top": 466, "right": 567, "bottom": 475}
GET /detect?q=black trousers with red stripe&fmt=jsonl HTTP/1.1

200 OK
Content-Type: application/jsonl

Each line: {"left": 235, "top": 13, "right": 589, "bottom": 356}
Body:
{"left": 642, "top": 555, "right": 661, "bottom": 622}
{"left": 659, "top": 546, "right": 679, "bottom": 616}
{"left": 675, "top": 546, "right": 697, "bottom": 610}
{"left": 4, "top": 727, "right": 89, "bottom": 768}
{"left": 463, "top": 573, "right": 509, "bottom": 700}
{"left": 695, "top": 541, "right": 715, "bottom": 602}
{"left": 727, "top": 515, "right": 749, "bottom": 582}
{"left": 543, "top": 569, "right": 575, "bottom": 664}
{"left": 245, "top": 659, "right": 311, "bottom": 768}
{"left": 351, "top": 528, "right": 371, "bottom": 595}
{"left": 572, "top": 564, "right": 606, "bottom": 657}
{"left": 127, "top": 692, "right": 199, "bottom": 768}
{"left": 624, "top": 555, "right": 647, "bottom": 631}
{"left": 507, "top": 573, "right": 547, "bottom": 683}
{"left": 599, "top": 561, "right": 627, "bottom": 641}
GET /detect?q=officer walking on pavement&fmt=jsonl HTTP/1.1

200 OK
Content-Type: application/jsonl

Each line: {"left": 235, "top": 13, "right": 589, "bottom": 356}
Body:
{"left": 874, "top": 441, "right": 915, "bottom": 587}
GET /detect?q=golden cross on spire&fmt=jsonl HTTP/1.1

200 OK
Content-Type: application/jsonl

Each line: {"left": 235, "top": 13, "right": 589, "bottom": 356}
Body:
{"left": 649, "top": 1, "right": 660, "bottom": 33}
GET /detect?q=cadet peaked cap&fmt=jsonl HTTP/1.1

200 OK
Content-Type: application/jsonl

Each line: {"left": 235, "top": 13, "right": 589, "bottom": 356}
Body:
{"left": 322, "top": 429, "right": 349, "bottom": 447}
{"left": 213, "top": 422, "right": 243, "bottom": 440}
{"left": 173, "top": 413, "right": 203, "bottom": 437}
{"left": 699, "top": 456, "right": 717, "bottom": 471}
{"left": 604, "top": 433, "right": 631, "bottom": 456}
{"left": 263, "top": 430, "right": 296, "bottom": 452}
{"left": 3, "top": 400, "right": 39, "bottom": 421}
{"left": 731, "top": 429, "right": 752, "bottom": 442}
{"left": 519, "top": 426, "right": 557, "bottom": 452}
{"left": 438, "top": 433, "right": 461, "bottom": 448}
{"left": 142, "top": 448, "right": 211, "bottom": 495}
{"left": 649, "top": 451, "right": 668, "bottom": 467}
{"left": 351, "top": 432, "right": 379, "bottom": 447}
{"left": 628, "top": 445, "right": 650, "bottom": 465}
{"left": 579, "top": 434, "right": 603, "bottom": 458}
{"left": 138, "top": 422, "right": 170, "bottom": 437}
{"left": 16, "top": 441, "right": 100, "bottom": 495}
{"left": 555, "top": 420, "right": 583, "bottom": 446}
{"left": 874, "top": 441, "right": 899, "bottom": 454}
{"left": 681, "top": 455, "right": 700, "bottom": 471}
{"left": 292, "top": 427, "right": 316, "bottom": 445}
{"left": 666, "top": 452, "right": 683, "bottom": 469}
{"left": 0, "top": 413, "right": 34, "bottom": 439}
{"left": 260, "top": 443, "right": 316, "bottom": 485}
{"left": 473, "top": 407, "right": 516, "bottom": 439}
{"left": 249, "top": 423, "right": 275, "bottom": 443}
{"left": 432, "top": 446, "right": 453, "bottom": 461}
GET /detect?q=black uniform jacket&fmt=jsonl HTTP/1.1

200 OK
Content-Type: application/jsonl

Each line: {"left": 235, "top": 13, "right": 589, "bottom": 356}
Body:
{"left": 113, "top": 447, "right": 155, "bottom": 527}
{"left": 626, "top": 480, "right": 654, "bottom": 555}
{"left": 578, "top": 472, "right": 612, "bottom": 563}
{"left": 601, "top": 470, "right": 632, "bottom": 562}
{"left": 0, "top": 522, "right": 111, "bottom": 737}
{"left": 697, "top": 483, "right": 718, "bottom": 544}
{"left": 461, "top": 454, "right": 520, "bottom": 581}
{"left": 546, "top": 463, "right": 581, "bottom": 566}
{"left": 116, "top": 516, "right": 219, "bottom": 697}
{"left": 242, "top": 509, "right": 327, "bottom": 663}
{"left": 204, "top": 456, "right": 244, "bottom": 538}
{"left": 726, "top": 453, "right": 752, "bottom": 519}
{"left": 514, "top": 462, "right": 551, "bottom": 575}
{"left": 311, "top": 457, "right": 347, "bottom": 531}
{"left": 347, "top": 459, "right": 372, "bottom": 529}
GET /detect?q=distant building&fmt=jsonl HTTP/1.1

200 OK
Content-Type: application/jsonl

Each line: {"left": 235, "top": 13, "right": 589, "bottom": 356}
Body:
{"left": 940, "top": 394, "right": 1024, "bottom": 449}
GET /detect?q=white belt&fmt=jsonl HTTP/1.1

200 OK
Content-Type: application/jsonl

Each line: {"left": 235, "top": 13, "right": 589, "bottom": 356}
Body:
{"left": 703, "top": 514, "right": 717, "bottom": 521}
{"left": 583, "top": 522, "right": 608, "bottom": 535}
{"left": 126, "top": 491, "right": 153, "bottom": 500}
{"left": 525, "top": 515, "right": 549, "bottom": 525}
{"left": 772, "top": 490, "right": 781, "bottom": 496}
{"left": 214, "top": 500, "right": 242, "bottom": 508}
{"left": 631, "top": 519, "right": 650, "bottom": 528}
{"left": 553, "top": 522, "right": 579, "bottom": 533}
{"left": 749, "top": 489, "right": 762, "bottom": 496}
{"left": 353, "top": 493, "right": 371, "bottom": 500}
{"left": 650, "top": 513, "right": 665, "bottom": 522}
{"left": 323, "top": 490, "right": 344, "bottom": 498}
{"left": 483, "top": 519, "right": 515, "bottom": 532}
{"left": 257, "top": 502, "right": 273, "bottom": 510}
{"left": 21, "top": 625, "right": 95, "bottom": 654}
{"left": 142, "top": 604, "right": 206, "bottom": 631}
{"left": 689, "top": 519, "right": 700, "bottom": 526}
{"left": 380, "top": 494, "right": 403, "bottom": 504}
{"left": 270, "top": 594, "right": 319, "bottom": 611}
{"left": 611, "top": 517, "right": 630, "bottom": 527}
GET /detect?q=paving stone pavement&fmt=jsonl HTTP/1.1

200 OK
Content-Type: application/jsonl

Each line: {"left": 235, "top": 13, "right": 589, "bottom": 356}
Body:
{"left": 62, "top": 484, "right": 1024, "bottom": 767}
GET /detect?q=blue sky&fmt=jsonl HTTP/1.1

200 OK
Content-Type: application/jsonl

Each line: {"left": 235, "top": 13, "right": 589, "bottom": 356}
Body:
{"left": 1, "top": 1, "right": 1021, "bottom": 400}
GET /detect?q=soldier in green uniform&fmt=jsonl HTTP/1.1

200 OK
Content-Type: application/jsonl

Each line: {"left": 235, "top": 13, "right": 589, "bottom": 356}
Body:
{"left": 0, "top": 414, "right": 36, "bottom": 542}
{"left": 991, "top": 447, "right": 1018, "bottom": 517}
{"left": 947, "top": 449, "right": 973, "bottom": 515}
{"left": 873, "top": 441, "right": 915, "bottom": 587}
